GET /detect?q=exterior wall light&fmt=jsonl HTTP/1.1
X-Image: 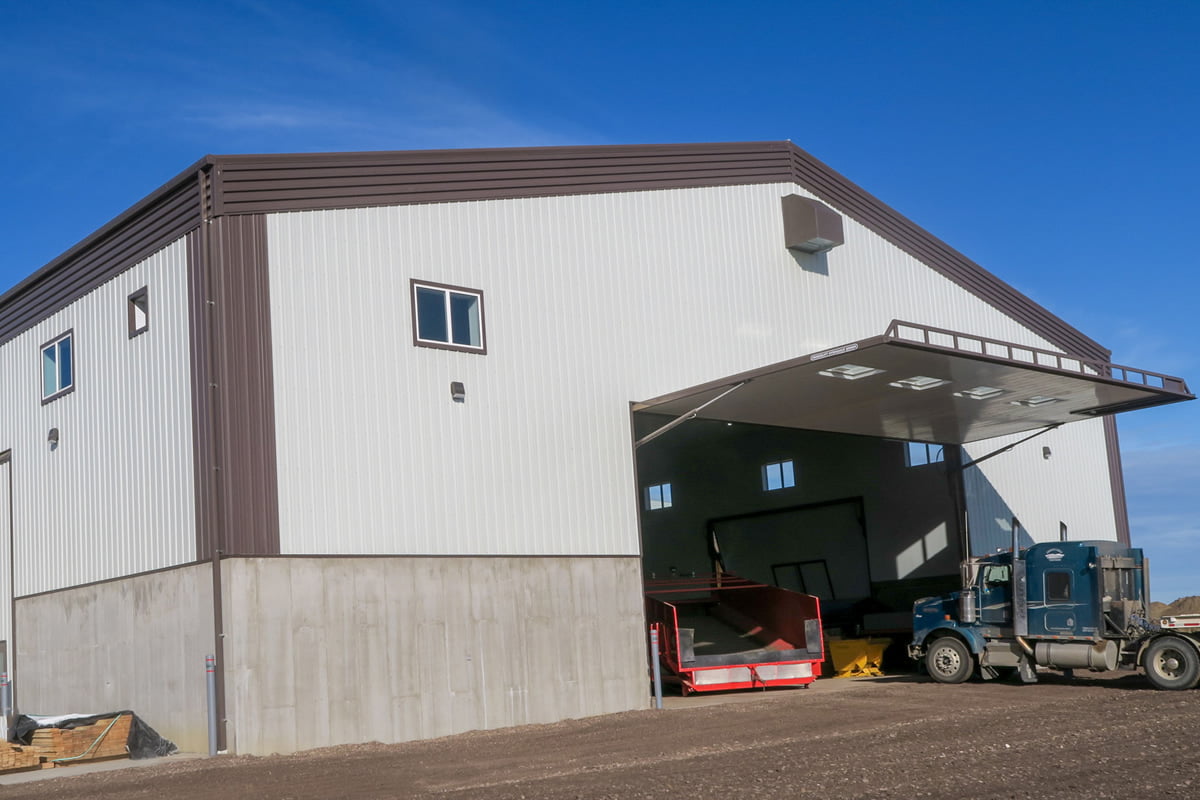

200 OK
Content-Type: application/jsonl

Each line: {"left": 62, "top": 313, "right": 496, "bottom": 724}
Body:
{"left": 450, "top": 381, "right": 466, "bottom": 403}
{"left": 48, "top": 427, "right": 60, "bottom": 450}
{"left": 781, "top": 195, "right": 845, "bottom": 253}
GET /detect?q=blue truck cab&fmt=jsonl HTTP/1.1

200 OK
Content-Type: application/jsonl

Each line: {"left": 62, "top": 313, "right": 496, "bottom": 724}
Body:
{"left": 910, "top": 538, "right": 1200, "bottom": 690}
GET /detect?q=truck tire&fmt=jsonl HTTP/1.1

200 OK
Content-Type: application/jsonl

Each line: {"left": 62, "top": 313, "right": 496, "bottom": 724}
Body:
{"left": 1143, "top": 637, "right": 1200, "bottom": 690}
{"left": 926, "top": 636, "right": 973, "bottom": 684}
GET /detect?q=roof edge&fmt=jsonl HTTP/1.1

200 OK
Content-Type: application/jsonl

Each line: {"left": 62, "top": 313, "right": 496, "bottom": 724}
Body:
{"left": 782, "top": 142, "right": 1109, "bottom": 360}
{"left": 0, "top": 155, "right": 211, "bottom": 304}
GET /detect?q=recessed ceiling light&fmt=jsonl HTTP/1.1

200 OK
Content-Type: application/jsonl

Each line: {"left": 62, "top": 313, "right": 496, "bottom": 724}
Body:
{"left": 1011, "top": 395, "right": 1060, "bottom": 407}
{"left": 954, "top": 386, "right": 1005, "bottom": 400}
{"left": 818, "top": 364, "right": 885, "bottom": 380}
{"left": 889, "top": 375, "right": 950, "bottom": 391}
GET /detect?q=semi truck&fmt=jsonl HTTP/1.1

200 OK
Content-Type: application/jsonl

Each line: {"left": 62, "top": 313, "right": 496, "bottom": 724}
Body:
{"left": 909, "top": 519, "right": 1200, "bottom": 690}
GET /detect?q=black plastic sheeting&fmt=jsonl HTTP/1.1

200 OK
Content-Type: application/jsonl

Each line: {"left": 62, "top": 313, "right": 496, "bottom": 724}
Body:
{"left": 12, "top": 711, "right": 178, "bottom": 759}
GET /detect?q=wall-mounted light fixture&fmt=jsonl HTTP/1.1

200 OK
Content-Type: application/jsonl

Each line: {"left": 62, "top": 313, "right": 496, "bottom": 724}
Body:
{"left": 1042, "top": 446, "right": 1052, "bottom": 460}
{"left": 48, "top": 427, "right": 60, "bottom": 451}
{"left": 781, "top": 194, "right": 845, "bottom": 254}
{"left": 450, "top": 381, "right": 466, "bottom": 403}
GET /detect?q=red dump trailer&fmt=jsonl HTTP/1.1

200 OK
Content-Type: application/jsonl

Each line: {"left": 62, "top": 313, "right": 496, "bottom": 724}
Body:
{"left": 645, "top": 574, "right": 824, "bottom": 694}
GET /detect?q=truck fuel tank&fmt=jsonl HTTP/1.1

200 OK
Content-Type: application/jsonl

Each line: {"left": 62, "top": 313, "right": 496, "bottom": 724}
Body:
{"left": 1034, "top": 640, "right": 1118, "bottom": 671}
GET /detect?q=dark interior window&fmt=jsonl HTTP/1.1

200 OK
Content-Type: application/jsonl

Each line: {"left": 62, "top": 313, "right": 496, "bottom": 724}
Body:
{"left": 1046, "top": 571, "right": 1072, "bottom": 603}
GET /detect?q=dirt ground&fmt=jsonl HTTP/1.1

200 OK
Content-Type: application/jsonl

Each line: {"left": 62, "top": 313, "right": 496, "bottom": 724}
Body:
{"left": 3, "top": 671, "right": 1197, "bottom": 799}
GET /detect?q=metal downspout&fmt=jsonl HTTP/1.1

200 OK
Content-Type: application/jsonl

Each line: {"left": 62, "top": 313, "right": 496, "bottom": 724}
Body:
{"left": 198, "top": 167, "right": 228, "bottom": 752}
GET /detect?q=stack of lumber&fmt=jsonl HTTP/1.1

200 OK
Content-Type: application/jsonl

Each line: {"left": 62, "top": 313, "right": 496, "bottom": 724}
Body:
{"left": 28, "top": 714, "right": 131, "bottom": 767}
{"left": 0, "top": 742, "right": 42, "bottom": 773}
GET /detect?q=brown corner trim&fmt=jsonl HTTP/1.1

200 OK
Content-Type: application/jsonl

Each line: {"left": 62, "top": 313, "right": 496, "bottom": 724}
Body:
{"left": 1103, "top": 415, "right": 1132, "bottom": 546}
{"left": 0, "top": 165, "right": 206, "bottom": 348}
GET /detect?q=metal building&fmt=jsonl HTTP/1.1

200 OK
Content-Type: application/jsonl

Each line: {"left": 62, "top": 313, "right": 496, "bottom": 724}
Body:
{"left": 0, "top": 142, "right": 1190, "bottom": 753}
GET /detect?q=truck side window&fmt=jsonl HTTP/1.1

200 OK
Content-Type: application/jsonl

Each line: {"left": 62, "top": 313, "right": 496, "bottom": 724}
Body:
{"left": 1046, "top": 571, "right": 1072, "bottom": 603}
{"left": 982, "top": 565, "right": 1010, "bottom": 585}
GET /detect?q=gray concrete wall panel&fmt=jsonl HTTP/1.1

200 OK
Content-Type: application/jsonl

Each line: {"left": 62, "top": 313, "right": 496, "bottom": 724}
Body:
{"left": 265, "top": 183, "right": 1113, "bottom": 558}
{"left": 221, "top": 556, "right": 646, "bottom": 755}
{"left": 14, "top": 563, "right": 214, "bottom": 752}
{"left": 0, "top": 238, "right": 197, "bottom": 595}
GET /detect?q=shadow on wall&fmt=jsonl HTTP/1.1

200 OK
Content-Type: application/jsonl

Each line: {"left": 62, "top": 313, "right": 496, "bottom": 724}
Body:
{"left": 790, "top": 249, "right": 829, "bottom": 276}
{"left": 963, "top": 465, "right": 1036, "bottom": 555}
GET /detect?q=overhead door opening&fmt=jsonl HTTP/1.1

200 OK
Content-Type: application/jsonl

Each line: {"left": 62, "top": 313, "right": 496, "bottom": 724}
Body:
{"left": 631, "top": 320, "right": 1192, "bottom": 653}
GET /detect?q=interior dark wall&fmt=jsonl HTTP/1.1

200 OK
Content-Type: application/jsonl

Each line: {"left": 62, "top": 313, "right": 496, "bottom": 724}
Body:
{"left": 634, "top": 417, "right": 961, "bottom": 602}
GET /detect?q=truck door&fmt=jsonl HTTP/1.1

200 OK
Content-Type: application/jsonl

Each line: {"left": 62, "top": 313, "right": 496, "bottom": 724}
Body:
{"left": 1040, "top": 570, "right": 1079, "bottom": 635}
{"left": 978, "top": 563, "right": 1012, "bottom": 626}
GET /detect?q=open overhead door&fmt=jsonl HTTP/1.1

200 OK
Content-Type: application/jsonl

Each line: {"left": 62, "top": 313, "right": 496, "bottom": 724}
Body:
{"left": 634, "top": 321, "right": 1193, "bottom": 445}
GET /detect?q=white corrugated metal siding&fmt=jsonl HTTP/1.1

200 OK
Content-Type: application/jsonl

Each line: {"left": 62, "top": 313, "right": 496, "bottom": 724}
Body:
{"left": 964, "top": 417, "right": 1117, "bottom": 553}
{"left": 0, "top": 238, "right": 197, "bottom": 596}
{"left": 266, "top": 183, "right": 1116, "bottom": 556}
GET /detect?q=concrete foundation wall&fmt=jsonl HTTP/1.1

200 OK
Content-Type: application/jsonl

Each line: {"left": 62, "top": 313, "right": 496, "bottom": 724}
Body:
{"left": 221, "top": 555, "right": 647, "bottom": 756}
{"left": 15, "top": 563, "right": 214, "bottom": 753}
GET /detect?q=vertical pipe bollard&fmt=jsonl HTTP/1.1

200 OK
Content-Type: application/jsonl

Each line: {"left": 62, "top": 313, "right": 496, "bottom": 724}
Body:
{"left": 1, "top": 672, "right": 11, "bottom": 721}
{"left": 206, "top": 655, "right": 218, "bottom": 756}
{"left": 649, "top": 627, "right": 663, "bottom": 710}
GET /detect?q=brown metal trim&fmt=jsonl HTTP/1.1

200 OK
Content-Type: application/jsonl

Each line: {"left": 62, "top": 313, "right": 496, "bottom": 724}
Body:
{"left": 209, "top": 142, "right": 793, "bottom": 217}
{"left": 882, "top": 320, "right": 1192, "bottom": 402}
{"left": 4, "top": 141, "right": 1110, "bottom": 389}
{"left": 204, "top": 140, "right": 1106, "bottom": 360}
{"left": 187, "top": 222, "right": 217, "bottom": 562}
{"left": 38, "top": 328, "right": 76, "bottom": 406}
{"left": 127, "top": 286, "right": 149, "bottom": 339}
{"left": 221, "top": 552, "right": 643, "bottom": 560}
{"left": 1103, "top": 415, "right": 1132, "bottom": 545}
{"left": 208, "top": 213, "right": 281, "bottom": 556}
{"left": 409, "top": 279, "right": 488, "bottom": 355}
{"left": 1, "top": 450, "right": 14, "bottom": 716}
{"left": 0, "top": 165, "right": 205, "bottom": 347}
{"left": 783, "top": 143, "right": 1108, "bottom": 361}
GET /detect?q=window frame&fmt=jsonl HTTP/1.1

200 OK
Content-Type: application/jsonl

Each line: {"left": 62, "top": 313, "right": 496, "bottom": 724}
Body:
{"left": 904, "top": 441, "right": 945, "bottom": 467}
{"left": 409, "top": 279, "right": 487, "bottom": 355}
{"left": 40, "top": 329, "right": 76, "bottom": 404}
{"left": 761, "top": 459, "right": 796, "bottom": 492}
{"left": 644, "top": 482, "right": 673, "bottom": 511}
{"left": 128, "top": 287, "right": 149, "bottom": 338}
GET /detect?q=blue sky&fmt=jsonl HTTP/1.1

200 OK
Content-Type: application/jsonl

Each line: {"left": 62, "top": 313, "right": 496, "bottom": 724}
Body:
{"left": 2, "top": 1, "right": 1196, "bottom": 600}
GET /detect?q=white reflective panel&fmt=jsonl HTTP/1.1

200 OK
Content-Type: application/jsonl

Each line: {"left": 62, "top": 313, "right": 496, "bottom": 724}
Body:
{"left": 0, "top": 238, "right": 197, "bottom": 595}
{"left": 265, "top": 184, "right": 1105, "bottom": 557}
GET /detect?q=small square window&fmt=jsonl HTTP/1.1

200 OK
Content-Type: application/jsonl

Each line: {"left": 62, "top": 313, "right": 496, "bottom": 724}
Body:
{"left": 128, "top": 287, "right": 149, "bottom": 337}
{"left": 644, "top": 483, "right": 672, "bottom": 510}
{"left": 905, "top": 442, "right": 945, "bottom": 467}
{"left": 1046, "top": 571, "right": 1072, "bottom": 603}
{"left": 762, "top": 460, "right": 796, "bottom": 491}
{"left": 41, "top": 331, "right": 75, "bottom": 403}
{"left": 411, "top": 280, "right": 485, "bottom": 353}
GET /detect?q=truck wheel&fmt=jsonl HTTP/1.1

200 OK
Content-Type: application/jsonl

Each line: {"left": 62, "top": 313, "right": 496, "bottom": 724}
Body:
{"left": 926, "top": 636, "right": 973, "bottom": 684}
{"left": 1143, "top": 637, "right": 1200, "bottom": 690}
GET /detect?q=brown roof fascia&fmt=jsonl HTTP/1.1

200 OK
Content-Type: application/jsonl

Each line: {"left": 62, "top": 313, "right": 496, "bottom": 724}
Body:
{"left": 0, "top": 156, "right": 212, "bottom": 345}
{"left": 1, "top": 141, "right": 1106, "bottom": 365}
{"left": 780, "top": 142, "right": 1109, "bottom": 361}
{"left": 206, "top": 140, "right": 1106, "bottom": 360}
{"left": 206, "top": 141, "right": 796, "bottom": 215}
